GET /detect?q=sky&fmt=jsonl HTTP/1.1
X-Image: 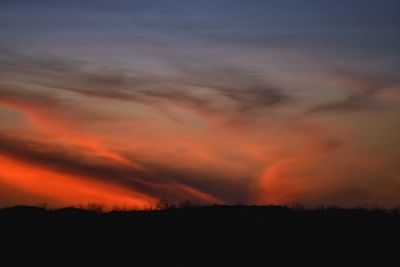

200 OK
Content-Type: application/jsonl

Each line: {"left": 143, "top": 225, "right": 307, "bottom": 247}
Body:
{"left": 0, "top": 0, "right": 400, "bottom": 208}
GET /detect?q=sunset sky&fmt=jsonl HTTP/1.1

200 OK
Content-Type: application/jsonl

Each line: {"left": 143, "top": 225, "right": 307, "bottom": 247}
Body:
{"left": 1, "top": 0, "right": 400, "bottom": 208}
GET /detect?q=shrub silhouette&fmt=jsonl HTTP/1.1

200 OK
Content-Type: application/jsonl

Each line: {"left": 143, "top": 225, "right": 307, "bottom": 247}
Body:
{"left": 84, "top": 202, "right": 105, "bottom": 213}
{"left": 179, "top": 200, "right": 199, "bottom": 209}
{"left": 154, "top": 198, "right": 176, "bottom": 210}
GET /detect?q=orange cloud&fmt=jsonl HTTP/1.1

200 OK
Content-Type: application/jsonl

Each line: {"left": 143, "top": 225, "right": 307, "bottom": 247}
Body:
{"left": 0, "top": 96, "right": 142, "bottom": 168}
{"left": 1, "top": 56, "right": 399, "bottom": 208}
{"left": 0, "top": 155, "right": 152, "bottom": 209}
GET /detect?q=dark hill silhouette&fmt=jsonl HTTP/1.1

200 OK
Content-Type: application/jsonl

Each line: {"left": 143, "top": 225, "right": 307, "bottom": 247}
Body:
{"left": 1, "top": 205, "right": 399, "bottom": 267}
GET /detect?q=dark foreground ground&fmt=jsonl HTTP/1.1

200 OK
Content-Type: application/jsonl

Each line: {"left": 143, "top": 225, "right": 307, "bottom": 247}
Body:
{"left": 1, "top": 205, "right": 399, "bottom": 267}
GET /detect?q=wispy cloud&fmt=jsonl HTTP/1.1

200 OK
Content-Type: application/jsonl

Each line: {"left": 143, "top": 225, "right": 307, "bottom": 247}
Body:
{"left": 0, "top": 50, "right": 292, "bottom": 123}
{"left": 0, "top": 132, "right": 222, "bottom": 204}
{"left": 308, "top": 70, "right": 399, "bottom": 113}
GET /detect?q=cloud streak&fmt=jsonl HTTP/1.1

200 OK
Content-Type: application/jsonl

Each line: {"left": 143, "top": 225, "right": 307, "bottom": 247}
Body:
{"left": 0, "top": 132, "right": 223, "bottom": 204}
{"left": 308, "top": 70, "right": 399, "bottom": 113}
{"left": 0, "top": 50, "right": 292, "bottom": 124}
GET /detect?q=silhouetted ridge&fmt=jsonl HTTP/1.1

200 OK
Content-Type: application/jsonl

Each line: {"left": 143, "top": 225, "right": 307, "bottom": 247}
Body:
{"left": 1, "top": 205, "right": 399, "bottom": 267}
